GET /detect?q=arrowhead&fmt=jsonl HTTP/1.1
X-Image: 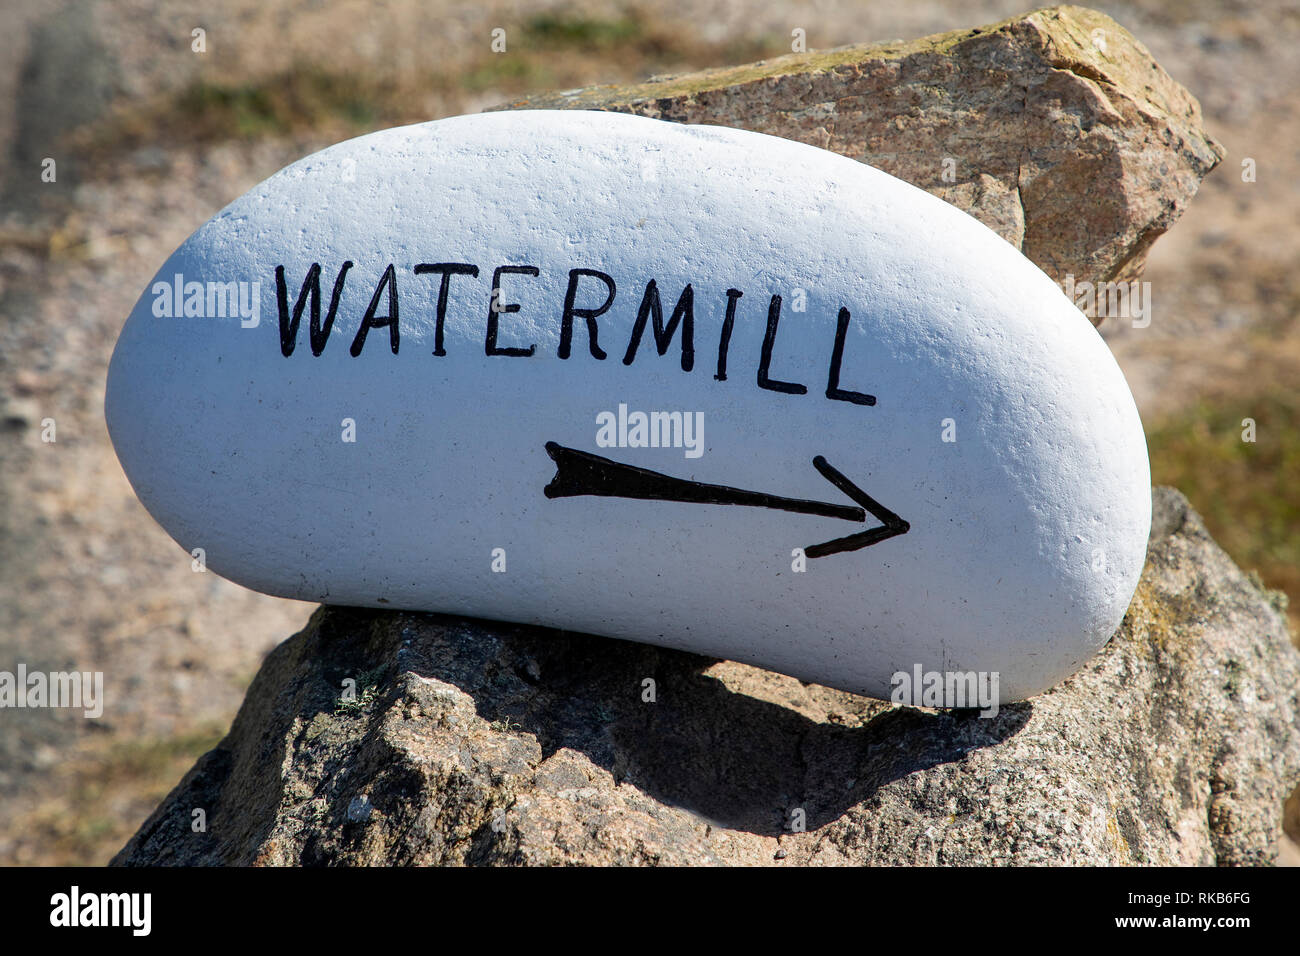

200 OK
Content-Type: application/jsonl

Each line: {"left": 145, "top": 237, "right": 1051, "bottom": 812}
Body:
{"left": 805, "top": 456, "right": 910, "bottom": 558}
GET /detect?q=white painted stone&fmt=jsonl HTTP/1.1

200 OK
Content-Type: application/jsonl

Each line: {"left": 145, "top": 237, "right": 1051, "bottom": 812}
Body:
{"left": 105, "top": 110, "right": 1151, "bottom": 703}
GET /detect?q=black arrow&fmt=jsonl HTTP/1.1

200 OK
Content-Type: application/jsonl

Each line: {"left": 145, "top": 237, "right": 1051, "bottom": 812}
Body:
{"left": 542, "top": 441, "right": 909, "bottom": 557}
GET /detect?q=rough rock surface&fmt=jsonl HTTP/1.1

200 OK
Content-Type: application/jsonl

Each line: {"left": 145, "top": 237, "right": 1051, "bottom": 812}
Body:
{"left": 497, "top": 5, "right": 1224, "bottom": 311}
{"left": 114, "top": 488, "right": 1299, "bottom": 866}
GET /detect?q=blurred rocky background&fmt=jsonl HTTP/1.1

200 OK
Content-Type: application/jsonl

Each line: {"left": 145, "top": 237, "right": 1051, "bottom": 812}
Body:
{"left": 0, "top": 0, "right": 1297, "bottom": 865}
